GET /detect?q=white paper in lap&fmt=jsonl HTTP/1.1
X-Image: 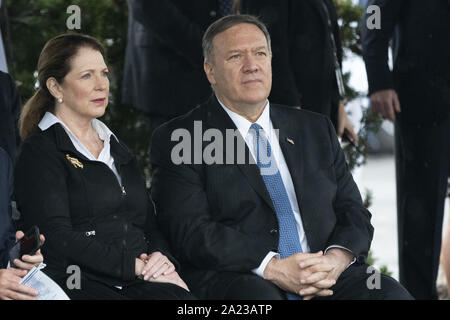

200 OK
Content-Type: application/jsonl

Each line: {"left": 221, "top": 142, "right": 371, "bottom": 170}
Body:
{"left": 20, "top": 263, "right": 70, "bottom": 300}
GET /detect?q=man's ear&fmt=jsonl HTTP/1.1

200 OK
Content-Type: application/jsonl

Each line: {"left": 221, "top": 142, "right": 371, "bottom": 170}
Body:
{"left": 204, "top": 61, "right": 216, "bottom": 86}
{"left": 46, "top": 77, "right": 63, "bottom": 100}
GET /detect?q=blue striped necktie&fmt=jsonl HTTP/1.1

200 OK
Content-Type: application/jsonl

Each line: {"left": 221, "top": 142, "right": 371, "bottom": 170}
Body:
{"left": 249, "top": 123, "right": 302, "bottom": 300}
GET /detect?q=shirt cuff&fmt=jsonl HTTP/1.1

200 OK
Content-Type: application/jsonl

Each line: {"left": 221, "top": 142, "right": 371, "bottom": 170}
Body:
{"left": 324, "top": 245, "right": 356, "bottom": 269}
{"left": 252, "top": 251, "right": 280, "bottom": 278}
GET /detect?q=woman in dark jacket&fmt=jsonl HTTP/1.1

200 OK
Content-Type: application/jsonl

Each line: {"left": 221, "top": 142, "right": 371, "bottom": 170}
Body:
{"left": 13, "top": 34, "right": 193, "bottom": 300}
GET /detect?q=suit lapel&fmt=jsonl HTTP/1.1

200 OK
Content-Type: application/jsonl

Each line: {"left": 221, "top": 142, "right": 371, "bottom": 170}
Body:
{"left": 270, "top": 106, "right": 305, "bottom": 214}
{"left": 236, "top": 157, "right": 276, "bottom": 212}
{"left": 270, "top": 106, "right": 322, "bottom": 250}
{"left": 204, "top": 96, "right": 275, "bottom": 212}
{"left": 205, "top": 99, "right": 316, "bottom": 249}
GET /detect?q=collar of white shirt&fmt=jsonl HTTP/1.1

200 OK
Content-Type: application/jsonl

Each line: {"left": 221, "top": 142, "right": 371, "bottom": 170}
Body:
{"left": 217, "top": 97, "right": 272, "bottom": 139}
{"left": 38, "top": 111, "right": 117, "bottom": 161}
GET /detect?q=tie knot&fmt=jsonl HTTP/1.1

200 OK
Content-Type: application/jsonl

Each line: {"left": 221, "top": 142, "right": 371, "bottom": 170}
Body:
{"left": 250, "top": 123, "right": 263, "bottom": 133}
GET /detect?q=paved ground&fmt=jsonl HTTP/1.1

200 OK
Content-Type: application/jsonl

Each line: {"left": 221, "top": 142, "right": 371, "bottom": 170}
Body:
{"left": 358, "top": 154, "right": 450, "bottom": 299}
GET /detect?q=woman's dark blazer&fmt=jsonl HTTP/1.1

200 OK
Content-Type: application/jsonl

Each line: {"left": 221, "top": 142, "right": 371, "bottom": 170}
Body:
{"left": 13, "top": 123, "right": 177, "bottom": 287}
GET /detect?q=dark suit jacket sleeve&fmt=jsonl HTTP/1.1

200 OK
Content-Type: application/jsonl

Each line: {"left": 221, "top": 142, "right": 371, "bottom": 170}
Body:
{"left": 144, "top": 198, "right": 180, "bottom": 270}
{"left": 329, "top": 0, "right": 343, "bottom": 77}
{"left": 0, "top": 148, "right": 15, "bottom": 268}
{"left": 11, "top": 79, "right": 22, "bottom": 154}
{"left": 362, "top": 0, "right": 404, "bottom": 95}
{"left": 129, "top": 0, "right": 204, "bottom": 68}
{"left": 324, "top": 117, "right": 373, "bottom": 262}
{"left": 14, "top": 141, "right": 137, "bottom": 282}
{"left": 150, "top": 126, "right": 273, "bottom": 272}
{"left": 0, "top": 72, "right": 22, "bottom": 161}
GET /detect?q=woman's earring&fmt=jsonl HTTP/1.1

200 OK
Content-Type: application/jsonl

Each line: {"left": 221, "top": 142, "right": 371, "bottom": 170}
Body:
{"left": 57, "top": 98, "right": 63, "bottom": 103}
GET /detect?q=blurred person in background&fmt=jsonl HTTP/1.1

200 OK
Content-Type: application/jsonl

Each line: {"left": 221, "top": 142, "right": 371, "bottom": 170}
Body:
{"left": 362, "top": 0, "right": 450, "bottom": 299}
{"left": 122, "top": 0, "right": 241, "bottom": 150}
{"left": 239, "top": 0, "right": 358, "bottom": 144}
{"left": 0, "top": 70, "right": 22, "bottom": 162}
{"left": 0, "top": 147, "right": 45, "bottom": 300}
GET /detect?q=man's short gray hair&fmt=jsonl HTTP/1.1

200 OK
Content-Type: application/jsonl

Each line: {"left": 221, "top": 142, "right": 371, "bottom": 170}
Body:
{"left": 202, "top": 14, "right": 272, "bottom": 63}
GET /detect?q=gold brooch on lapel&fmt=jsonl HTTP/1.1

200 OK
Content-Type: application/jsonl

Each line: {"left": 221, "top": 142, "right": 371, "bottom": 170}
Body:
{"left": 66, "top": 154, "right": 84, "bottom": 169}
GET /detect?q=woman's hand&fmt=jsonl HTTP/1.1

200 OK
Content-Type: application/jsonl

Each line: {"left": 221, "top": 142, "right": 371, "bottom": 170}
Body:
{"left": 148, "top": 271, "right": 190, "bottom": 292}
{"left": 134, "top": 253, "right": 189, "bottom": 291}
{"left": 139, "top": 252, "right": 176, "bottom": 281}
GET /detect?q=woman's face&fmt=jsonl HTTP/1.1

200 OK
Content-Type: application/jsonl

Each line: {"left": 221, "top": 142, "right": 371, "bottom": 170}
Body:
{"left": 58, "top": 47, "right": 110, "bottom": 120}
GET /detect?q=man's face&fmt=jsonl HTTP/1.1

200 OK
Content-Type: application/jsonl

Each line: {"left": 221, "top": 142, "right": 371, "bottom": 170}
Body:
{"left": 204, "top": 23, "right": 272, "bottom": 111}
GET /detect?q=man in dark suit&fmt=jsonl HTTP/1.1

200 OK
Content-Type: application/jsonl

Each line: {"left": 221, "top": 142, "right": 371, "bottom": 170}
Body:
{"left": 122, "top": 0, "right": 240, "bottom": 139}
{"left": 0, "top": 70, "right": 21, "bottom": 267}
{"left": 362, "top": 0, "right": 450, "bottom": 299}
{"left": 151, "top": 14, "right": 412, "bottom": 300}
{"left": 0, "top": 73, "right": 45, "bottom": 300}
{"left": 239, "top": 0, "right": 358, "bottom": 143}
{"left": 0, "top": 71, "right": 22, "bottom": 162}
{"left": 0, "top": 147, "right": 42, "bottom": 300}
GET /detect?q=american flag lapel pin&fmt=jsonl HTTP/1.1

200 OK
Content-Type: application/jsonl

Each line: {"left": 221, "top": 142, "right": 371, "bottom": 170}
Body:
{"left": 286, "top": 137, "right": 295, "bottom": 145}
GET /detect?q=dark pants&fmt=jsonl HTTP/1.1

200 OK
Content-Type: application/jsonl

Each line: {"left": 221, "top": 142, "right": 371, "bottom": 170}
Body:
{"left": 395, "top": 115, "right": 450, "bottom": 299}
{"left": 193, "top": 271, "right": 286, "bottom": 300}
{"left": 190, "top": 263, "right": 413, "bottom": 300}
{"left": 62, "top": 277, "right": 196, "bottom": 300}
{"left": 318, "top": 263, "right": 413, "bottom": 300}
